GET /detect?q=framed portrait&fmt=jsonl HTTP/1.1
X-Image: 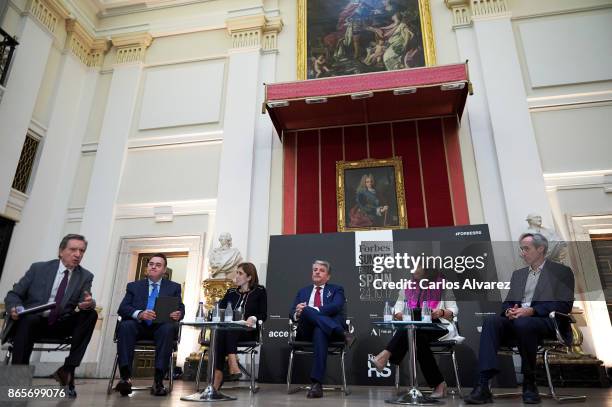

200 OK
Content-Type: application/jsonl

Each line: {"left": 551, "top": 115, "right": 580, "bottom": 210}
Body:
{"left": 297, "top": 0, "right": 436, "bottom": 80}
{"left": 336, "top": 157, "right": 407, "bottom": 231}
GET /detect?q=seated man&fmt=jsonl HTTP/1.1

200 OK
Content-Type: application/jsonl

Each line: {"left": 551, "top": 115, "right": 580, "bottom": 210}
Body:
{"left": 290, "top": 260, "right": 350, "bottom": 398}
{"left": 115, "top": 253, "right": 184, "bottom": 396}
{"left": 465, "top": 233, "right": 575, "bottom": 405}
{"left": 2, "top": 234, "right": 98, "bottom": 398}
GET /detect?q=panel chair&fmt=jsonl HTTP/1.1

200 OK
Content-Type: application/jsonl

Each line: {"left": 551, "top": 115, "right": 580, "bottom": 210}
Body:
{"left": 106, "top": 317, "right": 181, "bottom": 395}
{"left": 2, "top": 311, "right": 72, "bottom": 365}
{"left": 394, "top": 317, "right": 463, "bottom": 398}
{"left": 286, "top": 318, "right": 354, "bottom": 395}
{"left": 494, "top": 311, "right": 586, "bottom": 403}
{"left": 194, "top": 320, "right": 264, "bottom": 394}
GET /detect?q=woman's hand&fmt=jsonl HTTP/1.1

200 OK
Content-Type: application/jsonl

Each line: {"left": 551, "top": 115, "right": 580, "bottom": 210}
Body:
{"left": 431, "top": 309, "right": 444, "bottom": 319}
{"left": 245, "top": 316, "right": 257, "bottom": 328}
{"left": 393, "top": 312, "right": 403, "bottom": 321}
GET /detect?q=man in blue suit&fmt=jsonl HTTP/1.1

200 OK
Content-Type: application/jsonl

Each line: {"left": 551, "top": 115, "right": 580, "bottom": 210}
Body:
{"left": 290, "top": 260, "right": 348, "bottom": 398}
{"left": 465, "top": 233, "right": 575, "bottom": 405}
{"left": 115, "top": 253, "right": 184, "bottom": 396}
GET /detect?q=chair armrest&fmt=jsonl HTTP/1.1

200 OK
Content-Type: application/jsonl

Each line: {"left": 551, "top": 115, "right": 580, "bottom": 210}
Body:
{"left": 288, "top": 319, "right": 297, "bottom": 343}
{"left": 257, "top": 320, "right": 264, "bottom": 344}
{"left": 548, "top": 311, "right": 575, "bottom": 345}
{"left": 548, "top": 311, "right": 576, "bottom": 323}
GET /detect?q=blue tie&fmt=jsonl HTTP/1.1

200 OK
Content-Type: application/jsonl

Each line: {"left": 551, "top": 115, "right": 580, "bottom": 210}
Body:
{"left": 145, "top": 282, "right": 158, "bottom": 326}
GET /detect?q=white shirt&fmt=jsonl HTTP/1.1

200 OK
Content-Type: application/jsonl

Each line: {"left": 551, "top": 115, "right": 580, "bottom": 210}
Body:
{"left": 131, "top": 279, "right": 161, "bottom": 320}
{"left": 44, "top": 262, "right": 73, "bottom": 316}
{"left": 294, "top": 284, "right": 326, "bottom": 320}
{"left": 308, "top": 284, "right": 326, "bottom": 309}
{"left": 521, "top": 260, "right": 546, "bottom": 308}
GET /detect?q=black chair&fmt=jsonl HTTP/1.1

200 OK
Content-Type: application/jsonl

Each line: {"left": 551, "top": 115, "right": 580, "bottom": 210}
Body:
{"left": 1, "top": 311, "right": 72, "bottom": 365}
{"left": 286, "top": 318, "right": 353, "bottom": 395}
{"left": 394, "top": 316, "right": 463, "bottom": 398}
{"left": 106, "top": 317, "right": 181, "bottom": 395}
{"left": 494, "top": 311, "right": 586, "bottom": 403}
{"left": 194, "top": 320, "right": 264, "bottom": 394}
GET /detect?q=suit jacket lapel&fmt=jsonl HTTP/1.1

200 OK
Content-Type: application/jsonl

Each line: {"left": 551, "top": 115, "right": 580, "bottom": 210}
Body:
{"left": 43, "top": 260, "right": 60, "bottom": 303}
{"left": 531, "top": 263, "right": 549, "bottom": 302}
{"left": 141, "top": 279, "right": 150, "bottom": 307}
{"left": 514, "top": 268, "right": 528, "bottom": 302}
{"left": 324, "top": 285, "right": 332, "bottom": 305}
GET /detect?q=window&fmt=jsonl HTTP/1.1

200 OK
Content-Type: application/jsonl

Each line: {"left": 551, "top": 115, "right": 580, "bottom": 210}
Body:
{"left": 11, "top": 131, "right": 41, "bottom": 194}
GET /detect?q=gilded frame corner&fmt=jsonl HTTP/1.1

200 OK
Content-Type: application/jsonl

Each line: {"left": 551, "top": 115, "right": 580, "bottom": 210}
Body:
{"left": 336, "top": 157, "right": 408, "bottom": 232}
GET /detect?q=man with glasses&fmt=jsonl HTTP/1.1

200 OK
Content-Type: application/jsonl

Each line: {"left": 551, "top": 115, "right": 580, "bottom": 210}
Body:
{"left": 3, "top": 234, "right": 97, "bottom": 398}
{"left": 115, "top": 253, "right": 184, "bottom": 396}
{"left": 465, "top": 233, "right": 575, "bottom": 404}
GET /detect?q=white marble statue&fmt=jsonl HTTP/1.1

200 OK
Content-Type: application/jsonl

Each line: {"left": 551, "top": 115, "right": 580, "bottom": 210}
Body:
{"left": 524, "top": 213, "right": 569, "bottom": 265}
{"left": 208, "top": 233, "right": 243, "bottom": 279}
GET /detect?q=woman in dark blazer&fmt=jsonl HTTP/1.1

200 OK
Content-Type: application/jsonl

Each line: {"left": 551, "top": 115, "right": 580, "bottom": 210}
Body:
{"left": 213, "top": 262, "right": 267, "bottom": 390}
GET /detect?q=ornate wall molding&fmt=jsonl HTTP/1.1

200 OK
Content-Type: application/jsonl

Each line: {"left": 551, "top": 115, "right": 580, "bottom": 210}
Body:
{"left": 262, "top": 16, "right": 283, "bottom": 53}
{"left": 26, "top": 0, "right": 70, "bottom": 34}
{"left": 111, "top": 32, "right": 153, "bottom": 65}
{"left": 65, "top": 19, "right": 110, "bottom": 67}
{"left": 445, "top": 0, "right": 471, "bottom": 27}
{"left": 445, "top": 0, "right": 510, "bottom": 28}
{"left": 226, "top": 14, "right": 266, "bottom": 50}
{"left": 471, "top": 0, "right": 509, "bottom": 18}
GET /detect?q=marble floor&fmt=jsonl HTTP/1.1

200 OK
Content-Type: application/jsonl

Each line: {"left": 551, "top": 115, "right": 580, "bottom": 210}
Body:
{"left": 4, "top": 379, "right": 611, "bottom": 407}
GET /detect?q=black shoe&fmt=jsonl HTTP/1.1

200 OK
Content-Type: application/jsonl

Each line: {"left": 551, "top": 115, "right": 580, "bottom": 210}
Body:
{"left": 151, "top": 381, "right": 168, "bottom": 396}
{"left": 464, "top": 385, "right": 493, "bottom": 404}
{"left": 522, "top": 381, "right": 541, "bottom": 404}
{"left": 52, "top": 367, "right": 72, "bottom": 387}
{"left": 67, "top": 385, "right": 77, "bottom": 399}
{"left": 307, "top": 382, "right": 323, "bottom": 398}
{"left": 115, "top": 379, "right": 132, "bottom": 396}
{"left": 227, "top": 373, "right": 241, "bottom": 381}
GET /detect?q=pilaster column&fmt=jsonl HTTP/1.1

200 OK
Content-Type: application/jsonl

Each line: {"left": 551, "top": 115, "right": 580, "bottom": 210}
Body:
{"left": 213, "top": 14, "right": 266, "bottom": 256}
{"left": 445, "top": 0, "right": 553, "bottom": 243}
{"left": 79, "top": 33, "right": 152, "bottom": 302}
{"left": 248, "top": 16, "right": 283, "bottom": 281}
{"left": 0, "top": 0, "right": 69, "bottom": 215}
{"left": 2, "top": 20, "right": 109, "bottom": 294}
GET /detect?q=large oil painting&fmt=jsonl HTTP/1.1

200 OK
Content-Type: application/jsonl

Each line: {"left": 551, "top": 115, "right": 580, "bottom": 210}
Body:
{"left": 298, "top": 0, "right": 436, "bottom": 79}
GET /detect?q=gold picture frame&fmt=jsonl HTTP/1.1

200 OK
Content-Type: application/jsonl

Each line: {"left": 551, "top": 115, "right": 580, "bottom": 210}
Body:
{"left": 297, "top": 0, "right": 436, "bottom": 80}
{"left": 337, "top": 157, "right": 407, "bottom": 232}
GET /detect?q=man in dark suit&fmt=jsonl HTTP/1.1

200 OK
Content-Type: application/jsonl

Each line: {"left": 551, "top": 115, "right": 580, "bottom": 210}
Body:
{"left": 115, "top": 253, "right": 184, "bottom": 396}
{"left": 3, "top": 234, "right": 98, "bottom": 398}
{"left": 290, "top": 260, "right": 348, "bottom": 398}
{"left": 465, "top": 233, "right": 575, "bottom": 405}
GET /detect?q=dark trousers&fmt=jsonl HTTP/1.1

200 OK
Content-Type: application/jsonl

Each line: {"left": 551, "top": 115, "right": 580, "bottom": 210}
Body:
{"left": 11, "top": 309, "right": 98, "bottom": 367}
{"left": 478, "top": 315, "right": 555, "bottom": 378}
{"left": 386, "top": 327, "right": 447, "bottom": 387}
{"left": 296, "top": 307, "right": 344, "bottom": 383}
{"left": 214, "top": 330, "right": 257, "bottom": 371}
{"left": 116, "top": 320, "right": 178, "bottom": 375}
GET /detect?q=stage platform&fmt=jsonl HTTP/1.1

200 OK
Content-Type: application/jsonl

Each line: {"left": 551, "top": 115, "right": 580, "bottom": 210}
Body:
{"left": 11, "top": 378, "right": 610, "bottom": 406}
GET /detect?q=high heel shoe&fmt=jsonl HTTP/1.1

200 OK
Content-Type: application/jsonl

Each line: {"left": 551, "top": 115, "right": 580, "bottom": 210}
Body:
{"left": 368, "top": 354, "right": 387, "bottom": 373}
{"left": 227, "top": 373, "right": 241, "bottom": 381}
{"left": 430, "top": 381, "right": 447, "bottom": 399}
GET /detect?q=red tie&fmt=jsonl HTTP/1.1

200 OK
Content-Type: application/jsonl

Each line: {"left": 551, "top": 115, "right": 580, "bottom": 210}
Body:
{"left": 314, "top": 286, "right": 322, "bottom": 308}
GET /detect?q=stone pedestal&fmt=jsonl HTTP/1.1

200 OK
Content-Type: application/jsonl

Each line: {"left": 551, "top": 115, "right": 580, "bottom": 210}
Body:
{"left": 201, "top": 278, "right": 234, "bottom": 311}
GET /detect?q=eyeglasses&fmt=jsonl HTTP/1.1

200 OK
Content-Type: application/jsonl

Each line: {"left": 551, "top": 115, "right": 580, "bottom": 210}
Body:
{"left": 148, "top": 262, "right": 164, "bottom": 268}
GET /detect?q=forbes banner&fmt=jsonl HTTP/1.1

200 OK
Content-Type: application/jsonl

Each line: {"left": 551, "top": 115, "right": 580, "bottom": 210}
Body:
{"left": 259, "top": 224, "right": 516, "bottom": 387}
